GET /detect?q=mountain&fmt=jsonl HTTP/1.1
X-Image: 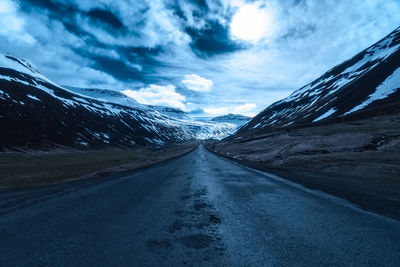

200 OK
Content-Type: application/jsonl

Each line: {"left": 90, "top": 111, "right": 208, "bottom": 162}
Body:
{"left": 209, "top": 27, "right": 400, "bottom": 216}
{"left": 64, "top": 86, "right": 145, "bottom": 109}
{"left": 65, "top": 87, "right": 193, "bottom": 120}
{"left": 239, "top": 26, "right": 400, "bottom": 134}
{"left": 147, "top": 105, "right": 192, "bottom": 120}
{"left": 64, "top": 86, "right": 234, "bottom": 136}
{"left": 0, "top": 54, "right": 233, "bottom": 151}
{"left": 211, "top": 114, "right": 251, "bottom": 127}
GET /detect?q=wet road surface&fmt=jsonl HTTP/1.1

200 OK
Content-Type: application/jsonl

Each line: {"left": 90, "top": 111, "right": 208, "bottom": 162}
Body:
{"left": 0, "top": 146, "right": 399, "bottom": 266}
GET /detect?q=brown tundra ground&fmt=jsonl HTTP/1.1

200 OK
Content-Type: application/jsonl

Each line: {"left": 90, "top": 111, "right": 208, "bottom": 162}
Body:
{"left": 209, "top": 114, "right": 400, "bottom": 220}
{"left": 0, "top": 143, "right": 196, "bottom": 190}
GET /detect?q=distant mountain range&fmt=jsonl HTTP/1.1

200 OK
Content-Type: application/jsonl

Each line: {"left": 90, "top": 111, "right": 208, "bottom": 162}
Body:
{"left": 0, "top": 54, "right": 234, "bottom": 151}
{"left": 211, "top": 114, "right": 251, "bottom": 127}
{"left": 239, "top": 26, "right": 400, "bottom": 134}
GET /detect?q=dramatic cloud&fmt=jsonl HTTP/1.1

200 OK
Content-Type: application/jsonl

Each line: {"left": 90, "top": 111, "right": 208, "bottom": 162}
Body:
{"left": 0, "top": 0, "right": 35, "bottom": 44}
{"left": 204, "top": 107, "right": 229, "bottom": 117}
{"left": 233, "top": 103, "right": 257, "bottom": 117}
{"left": 230, "top": 2, "right": 276, "bottom": 42}
{"left": 2, "top": 0, "right": 400, "bottom": 116}
{"left": 181, "top": 74, "right": 213, "bottom": 92}
{"left": 122, "top": 85, "right": 186, "bottom": 110}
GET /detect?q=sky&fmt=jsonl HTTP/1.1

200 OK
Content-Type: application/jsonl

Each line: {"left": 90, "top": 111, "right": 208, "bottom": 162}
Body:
{"left": 1, "top": 0, "right": 400, "bottom": 117}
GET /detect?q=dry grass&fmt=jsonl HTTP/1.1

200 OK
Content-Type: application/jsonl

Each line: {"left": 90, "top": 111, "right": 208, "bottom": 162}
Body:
{"left": 0, "top": 144, "right": 196, "bottom": 190}
{"left": 209, "top": 115, "right": 400, "bottom": 220}
{"left": 212, "top": 114, "right": 400, "bottom": 181}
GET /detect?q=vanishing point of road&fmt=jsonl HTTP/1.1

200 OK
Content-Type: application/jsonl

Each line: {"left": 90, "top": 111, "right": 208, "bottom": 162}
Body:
{"left": 1, "top": 146, "right": 399, "bottom": 266}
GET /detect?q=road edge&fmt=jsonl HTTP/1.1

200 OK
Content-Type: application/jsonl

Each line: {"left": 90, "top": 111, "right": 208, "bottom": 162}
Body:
{"left": 204, "top": 145, "right": 400, "bottom": 223}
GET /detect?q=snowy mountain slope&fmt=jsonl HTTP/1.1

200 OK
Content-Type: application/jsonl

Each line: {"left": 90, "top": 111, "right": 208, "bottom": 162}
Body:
{"left": 64, "top": 86, "right": 145, "bottom": 109}
{"left": 0, "top": 54, "right": 57, "bottom": 86}
{"left": 147, "top": 105, "right": 192, "bottom": 120}
{"left": 211, "top": 114, "right": 251, "bottom": 128}
{"left": 64, "top": 87, "right": 234, "bottom": 137}
{"left": 64, "top": 87, "right": 235, "bottom": 136}
{"left": 0, "top": 54, "right": 233, "bottom": 150}
{"left": 240, "top": 26, "right": 400, "bottom": 133}
{"left": 65, "top": 87, "right": 192, "bottom": 119}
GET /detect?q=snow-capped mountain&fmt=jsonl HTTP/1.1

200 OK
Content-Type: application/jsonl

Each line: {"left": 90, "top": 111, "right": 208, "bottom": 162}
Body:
{"left": 211, "top": 114, "right": 251, "bottom": 127}
{"left": 64, "top": 86, "right": 145, "bottom": 109}
{"left": 64, "top": 87, "right": 234, "bottom": 136}
{"left": 240, "top": 26, "right": 400, "bottom": 133}
{"left": 65, "top": 87, "right": 192, "bottom": 120}
{"left": 0, "top": 54, "right": 233, "bottom": 150}
{"left": 147, "top": 105, "right": 192, "bottom": 120}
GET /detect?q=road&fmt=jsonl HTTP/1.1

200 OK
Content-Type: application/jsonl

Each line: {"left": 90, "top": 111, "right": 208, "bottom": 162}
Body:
{"left": 0, "top": 146, "right": 399, "bottom": 266}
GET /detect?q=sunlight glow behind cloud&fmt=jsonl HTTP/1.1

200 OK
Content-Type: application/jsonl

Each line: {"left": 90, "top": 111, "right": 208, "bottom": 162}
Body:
{"left": 230, "top": 3, "right": 276, "bottom": 42}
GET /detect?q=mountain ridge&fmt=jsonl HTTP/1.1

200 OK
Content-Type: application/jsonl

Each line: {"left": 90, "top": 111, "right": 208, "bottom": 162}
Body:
{"left": 238, "top": 26, "right": 400, "bottom": 134}
{"left": 0, "top": 54, "right": 234, "bottom": 151}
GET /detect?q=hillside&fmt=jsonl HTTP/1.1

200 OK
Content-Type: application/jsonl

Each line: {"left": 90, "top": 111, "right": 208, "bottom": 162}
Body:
{"left": 209, "top": 26, "right": 400, "bottom": 219}
{"left": 0, "top": 54, "right": 233, "bottom": 151}
{"left": 239, "top": 26, "right": 400, "bottom": 134}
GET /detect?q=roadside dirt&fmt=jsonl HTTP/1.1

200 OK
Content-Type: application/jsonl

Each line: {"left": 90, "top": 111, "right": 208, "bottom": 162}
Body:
{"left": 0, "top": 143, "right": 197, "bottom": 190}
{"left": 208, "top": 114, "right": 400, "bottom": 220}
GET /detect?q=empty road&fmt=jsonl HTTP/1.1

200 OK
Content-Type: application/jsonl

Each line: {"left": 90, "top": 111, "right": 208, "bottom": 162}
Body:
{"left": 0, "top": 146, "right": 399, "bottom": 266}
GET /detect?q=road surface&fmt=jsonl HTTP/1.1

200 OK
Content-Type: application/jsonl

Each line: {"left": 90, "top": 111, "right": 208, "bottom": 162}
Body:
{"left": 0, "top": 146, "right": 399, "bottom": 266}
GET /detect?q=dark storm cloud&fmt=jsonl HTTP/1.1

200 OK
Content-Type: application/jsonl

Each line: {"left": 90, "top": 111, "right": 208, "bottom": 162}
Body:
{"left": 185, "top": 21, "right": 244, "bottom": 57}
{"left": 168, "top": 0, "right": 243, "bottom": 57}
{"left": 16, "top": 0, "right": 170, "bottom": 83}
{"left": 14, "top": 0, "right": 244, "bottom": 86}
{"left": 73, "top": 45, "right": 165, "bottom": 83}
{"left": 19, "top": 0, "right": 128, "bottom": 35}
{"left": 86, "top": 8, "right": 127, "bottom": 33}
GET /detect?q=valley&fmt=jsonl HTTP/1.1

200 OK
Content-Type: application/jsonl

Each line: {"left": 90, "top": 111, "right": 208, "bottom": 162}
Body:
{"left": 1, "top": 1, "right": 400, "bottom": 266}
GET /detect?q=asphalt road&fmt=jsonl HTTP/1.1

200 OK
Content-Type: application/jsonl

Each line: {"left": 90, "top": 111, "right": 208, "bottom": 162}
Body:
{"left": 1, "top": 146, "right": 399, "bottom": 266}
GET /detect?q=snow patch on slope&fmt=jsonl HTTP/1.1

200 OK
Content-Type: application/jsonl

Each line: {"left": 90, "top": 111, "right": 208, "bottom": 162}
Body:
{"left": 313, "top": 108, "right": 336, "bottom": 122}
{"left": 27, "top": 94, "right": 40, "bottom": 101}
{"left": 344, "top": 67, "right": 400, "bottom": 115}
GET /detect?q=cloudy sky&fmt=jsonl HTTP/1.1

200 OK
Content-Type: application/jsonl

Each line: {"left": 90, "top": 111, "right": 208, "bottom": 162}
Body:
{"left": 1, "top": 0, "right": 400, "bottom": 116}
